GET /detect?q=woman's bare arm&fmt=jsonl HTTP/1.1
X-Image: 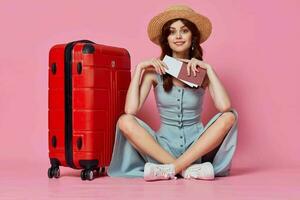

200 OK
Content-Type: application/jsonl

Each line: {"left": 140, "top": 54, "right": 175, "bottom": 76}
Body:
{"left": 206, "top": 66, "right": 231, "bottom": 112}
{"left": 124, "top": 66, "right": 157, "bottom": 115}
{"left": 124, "top": 58, "right": 167, "bottom": 115}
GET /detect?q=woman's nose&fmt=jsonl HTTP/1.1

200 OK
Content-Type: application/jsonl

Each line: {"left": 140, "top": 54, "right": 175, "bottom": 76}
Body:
{"left": 176, "top": 32, "right": 182, "bottom": 39}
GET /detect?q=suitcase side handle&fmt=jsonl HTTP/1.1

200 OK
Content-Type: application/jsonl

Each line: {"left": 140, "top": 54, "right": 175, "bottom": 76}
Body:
{"left": 77, "top": 62, "right": 82, "bottom": 74}
{"left": 51, "top": 63, "right": 57, "bottom": 74}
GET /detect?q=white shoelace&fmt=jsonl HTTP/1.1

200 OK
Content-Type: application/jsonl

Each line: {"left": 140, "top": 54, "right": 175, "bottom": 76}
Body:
{"left": 144, "top": 163, "right": 177, "bottom": 180}
{"left": 153, "top": 165, "right": 175, "bottom": 179}
{"left": 182, "top": 163, "right": 214, "bottom": 179}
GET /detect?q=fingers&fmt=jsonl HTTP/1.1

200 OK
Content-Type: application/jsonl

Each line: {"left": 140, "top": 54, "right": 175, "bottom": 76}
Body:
{"left": 156, "top": 60, "right": 167, "bottom": 74}
{"left": 178, "top": 57, "right": 205, "bottom": 76}
{"left": 153, "top": 60, "right": 162, "bottom": 75}
{"left": 159, "top": 60, "right": 169, "bottom": 70}
{"left": 176, "top": 58, "right": 194, "bottom": 76}
{"left": 191, "top": 63, "right": 199, "bottom": 76}
{"left": 152, "top": 59, "right": 168, "bottom": 75}
{"left": 186, "top": 62, "right": 191, "bottom": 76}
{"left": 187, "top": 62, "right": 199, "bottom": 77}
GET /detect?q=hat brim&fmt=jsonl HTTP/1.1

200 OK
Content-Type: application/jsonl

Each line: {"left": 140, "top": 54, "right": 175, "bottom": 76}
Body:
{"left": 147, "top": 10, "right": 212, "bottom": 45}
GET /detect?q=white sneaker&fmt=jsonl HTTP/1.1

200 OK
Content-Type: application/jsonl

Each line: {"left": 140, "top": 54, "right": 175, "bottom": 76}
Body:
{"left": 181, "top": 162, "right": 215, "bottom": 180}
{"left": 144, "top": 162, "right": 177, "bottom": 181}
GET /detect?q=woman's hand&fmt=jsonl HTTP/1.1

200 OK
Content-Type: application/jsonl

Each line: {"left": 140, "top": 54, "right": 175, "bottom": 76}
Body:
{"left": 137, "top": 58, "right": 168, "bottom": 75}
{"left": 177, "top": 58, "right": 211, "bottom": 76}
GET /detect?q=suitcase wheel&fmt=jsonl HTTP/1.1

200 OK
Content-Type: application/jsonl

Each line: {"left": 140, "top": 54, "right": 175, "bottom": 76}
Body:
{"left": 97, "top": 167, "right": 106, "bottom": 174}
{"left": 80, "top": 170, "right": 86, "bottom": 180}
{"left": 48, "top": 167, "right": 60, "bottom": 179}
{"left": 81, "top": 169, "right": 94, "bottom": 181}
{"left": 101, "top": 167, "right": 106, "bottom": 174}
{"left": 96, "top": 167, "right": 100, "bottom": 174}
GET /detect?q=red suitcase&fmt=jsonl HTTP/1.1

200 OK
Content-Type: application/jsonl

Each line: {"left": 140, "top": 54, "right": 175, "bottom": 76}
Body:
{"left": 48, "top": 40, "right": 131, "bottom": 180}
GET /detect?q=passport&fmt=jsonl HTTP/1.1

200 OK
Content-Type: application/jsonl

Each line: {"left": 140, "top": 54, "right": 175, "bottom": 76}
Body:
{"left": 162, "top": 55, "right": 207, "bottom": 88}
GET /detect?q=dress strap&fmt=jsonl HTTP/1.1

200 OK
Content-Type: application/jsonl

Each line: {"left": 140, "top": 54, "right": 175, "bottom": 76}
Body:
{"left": 156, "top": 73, "right": 163, "bottom": 84}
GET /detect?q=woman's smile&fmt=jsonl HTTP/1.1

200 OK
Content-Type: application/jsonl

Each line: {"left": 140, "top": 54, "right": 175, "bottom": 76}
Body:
{"left": 174, "top": 41, "right": 186, "bottom": 46}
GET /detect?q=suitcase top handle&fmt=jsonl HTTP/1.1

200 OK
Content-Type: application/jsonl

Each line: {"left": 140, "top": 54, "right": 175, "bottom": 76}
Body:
{"left": 66, "top": 40, "right": 95, "bottom": 48}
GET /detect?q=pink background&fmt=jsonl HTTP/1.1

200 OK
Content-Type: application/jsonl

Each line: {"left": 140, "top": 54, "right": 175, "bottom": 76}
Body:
{"left": 0, "top": 0, "right": 299, "bottom": 172}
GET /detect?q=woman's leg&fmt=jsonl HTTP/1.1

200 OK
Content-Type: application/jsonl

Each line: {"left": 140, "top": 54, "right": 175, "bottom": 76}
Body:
{"left": 117, "top": 113, "right": 176, "bottom": 164}
{"left": 172, "top": 111, "right": 236, "bottom": 174}
{"left": 201, "top": 135, "right": 225, "bottom": 163}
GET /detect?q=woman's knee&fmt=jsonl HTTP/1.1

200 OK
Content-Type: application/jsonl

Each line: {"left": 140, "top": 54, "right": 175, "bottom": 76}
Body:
{"left": 117, "top": 114, "right": 137, "bottom": 135}
{"left": 219, "top": 111, "right": 236, "bottom": 128}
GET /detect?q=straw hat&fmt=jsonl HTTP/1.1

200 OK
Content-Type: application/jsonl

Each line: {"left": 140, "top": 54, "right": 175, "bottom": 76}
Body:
{"left": 147, "top": 5, "right": 212, "bottom": 45}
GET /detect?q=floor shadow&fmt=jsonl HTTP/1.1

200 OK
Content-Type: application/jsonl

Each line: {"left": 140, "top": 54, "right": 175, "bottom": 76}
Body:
{"left": 59, "top": 169, "right": 107, "bottom": 179}
{"left": 228, "top": 166, "right": 267, "bottom": 177}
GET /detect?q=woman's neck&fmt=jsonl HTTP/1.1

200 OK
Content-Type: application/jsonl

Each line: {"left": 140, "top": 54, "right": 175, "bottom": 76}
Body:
{"left": 172, "top": 51, "right": 189, "bottom": 59}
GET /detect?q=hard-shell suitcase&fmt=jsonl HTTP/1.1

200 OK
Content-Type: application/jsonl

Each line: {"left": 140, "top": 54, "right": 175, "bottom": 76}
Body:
{"left": 48, "top": 40, "right": 131, "bottom": 180}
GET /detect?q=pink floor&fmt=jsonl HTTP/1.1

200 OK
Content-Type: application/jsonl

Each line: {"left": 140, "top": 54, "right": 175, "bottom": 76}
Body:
{"left": 0, "top": 160, "right": 299, "bottom": 199}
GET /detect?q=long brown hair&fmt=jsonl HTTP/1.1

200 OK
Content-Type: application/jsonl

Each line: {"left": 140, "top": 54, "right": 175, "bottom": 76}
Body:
{"left": 158, "top": 18, "right": 209, "bottom": 93}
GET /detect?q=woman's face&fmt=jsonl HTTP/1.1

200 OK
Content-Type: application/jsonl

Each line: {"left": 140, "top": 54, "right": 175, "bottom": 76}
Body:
{"left": 167, "top": 20, "right": 192, "bottom": 54}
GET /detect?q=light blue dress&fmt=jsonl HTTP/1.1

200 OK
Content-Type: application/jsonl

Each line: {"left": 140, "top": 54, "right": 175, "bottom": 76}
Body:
{"left": 107, "top": 74, "right": 238, "bottom": 178}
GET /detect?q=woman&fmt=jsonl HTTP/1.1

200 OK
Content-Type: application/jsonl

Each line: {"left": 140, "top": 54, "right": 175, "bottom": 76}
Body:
{"left": 107, "top": 5, "right": 238, "bottom": 181}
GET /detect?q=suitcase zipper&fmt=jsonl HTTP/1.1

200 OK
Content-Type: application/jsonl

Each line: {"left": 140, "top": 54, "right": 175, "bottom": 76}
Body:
{"left": 64, "top": 40, "right": 95, "bottom": 169}
{"left": 64, "top": 42, "right": 76, "bottom": 168}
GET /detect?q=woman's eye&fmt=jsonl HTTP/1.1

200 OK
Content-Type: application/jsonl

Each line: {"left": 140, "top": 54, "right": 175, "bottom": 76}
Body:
{"left": 169, "top": 29, "right": 189, "bottom": 35}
